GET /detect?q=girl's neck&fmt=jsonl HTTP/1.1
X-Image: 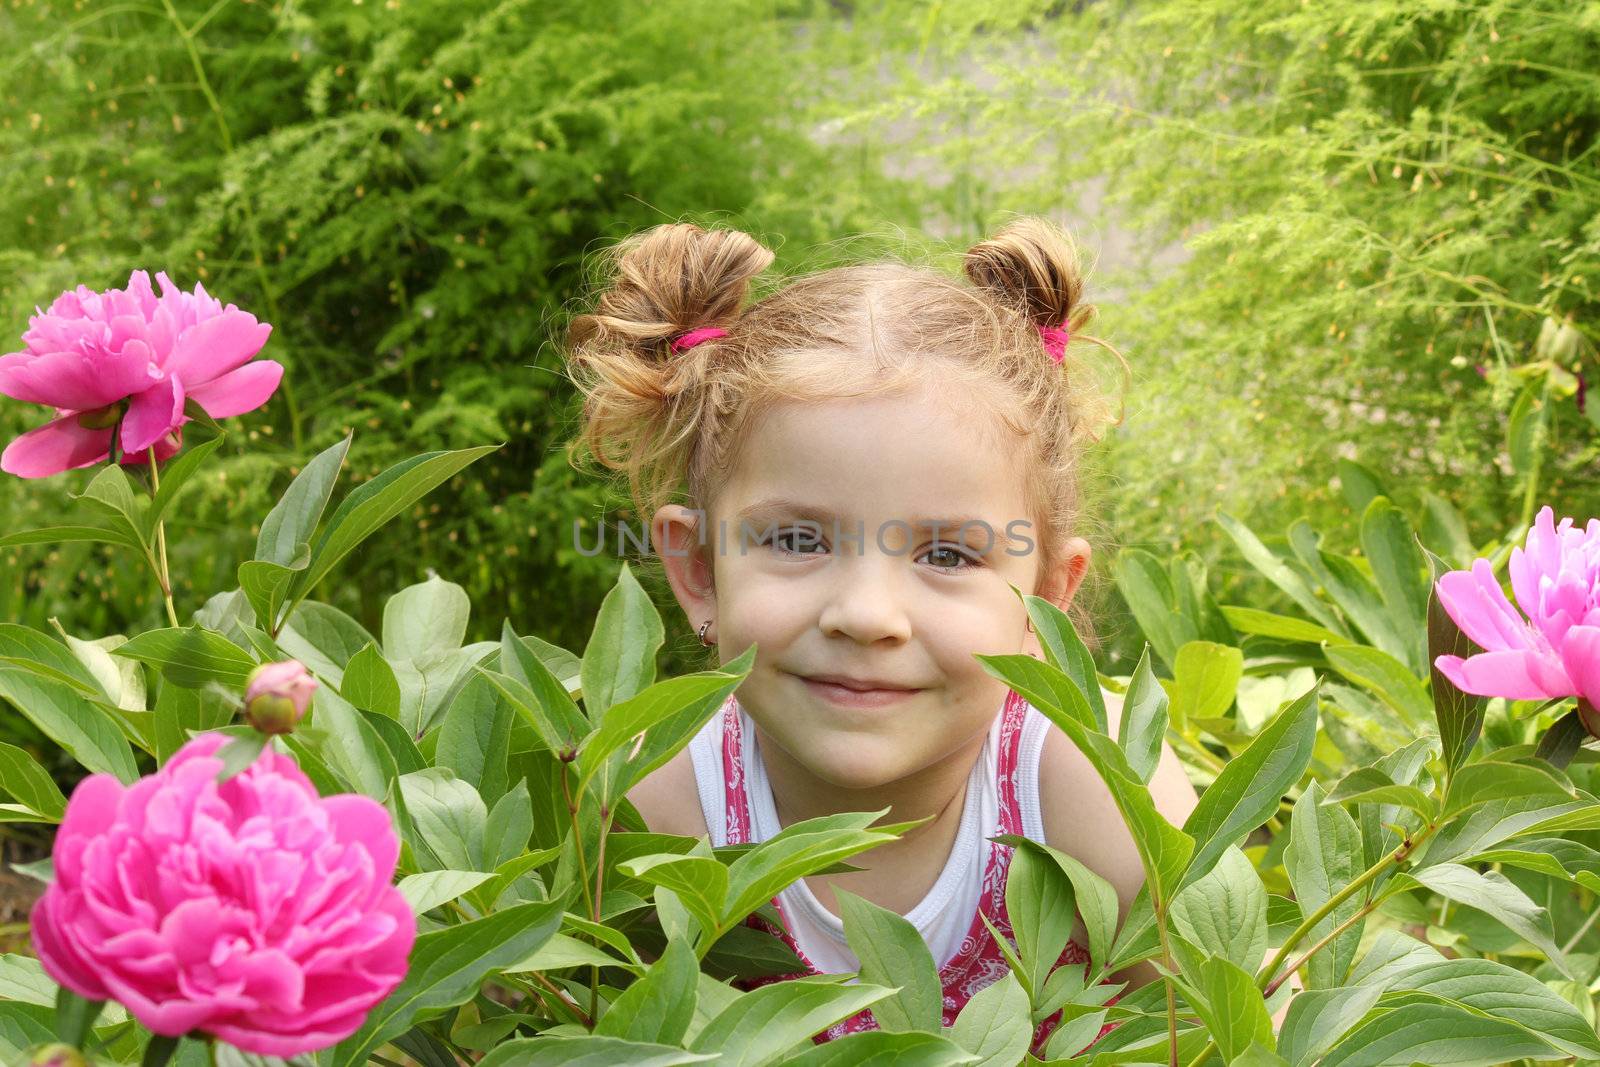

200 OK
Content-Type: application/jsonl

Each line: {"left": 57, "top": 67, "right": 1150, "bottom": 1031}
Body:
{"left": 753, "top": 719, "right": 989, "bottom": 855}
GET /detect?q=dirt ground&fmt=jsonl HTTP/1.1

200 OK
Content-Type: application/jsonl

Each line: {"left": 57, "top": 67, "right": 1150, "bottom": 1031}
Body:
{"left": 0, "top": 833, "right": 46, "bottom": 956}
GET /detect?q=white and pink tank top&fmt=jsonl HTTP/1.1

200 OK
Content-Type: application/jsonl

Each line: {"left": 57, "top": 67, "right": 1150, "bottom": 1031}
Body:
{"left": 686, "top": 687, "right": 1125, "bottom": 1057}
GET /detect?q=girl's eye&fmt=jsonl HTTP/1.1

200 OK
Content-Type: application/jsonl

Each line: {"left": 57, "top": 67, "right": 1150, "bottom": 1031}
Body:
{"left": 921, "top": 543, "right": 983, "bottom": 571}
{"left": 771, "top": 529, "right": 827, "bottom": 555}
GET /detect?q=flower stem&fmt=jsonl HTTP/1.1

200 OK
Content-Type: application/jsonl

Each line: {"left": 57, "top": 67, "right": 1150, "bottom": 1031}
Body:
{"left": 1183, "top": 819, "right": 1440, "bottom": 1067}
{"left": 148, "top": 452, "right": 180, "bottom": 628}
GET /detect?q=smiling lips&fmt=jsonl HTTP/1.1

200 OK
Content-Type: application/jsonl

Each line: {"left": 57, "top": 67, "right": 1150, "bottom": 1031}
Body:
{"left": 797, "top": 672, "right": 923, "bottom": 708}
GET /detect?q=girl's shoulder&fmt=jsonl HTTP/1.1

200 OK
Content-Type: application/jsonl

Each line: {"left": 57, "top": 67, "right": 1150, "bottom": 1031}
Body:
{"left": 626, "top": 744, "right": 712, "bottom": 841}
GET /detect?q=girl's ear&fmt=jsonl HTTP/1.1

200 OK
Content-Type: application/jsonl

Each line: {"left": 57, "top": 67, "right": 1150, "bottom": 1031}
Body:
{"left": 1040, "top": 536, "right": 1093, "bottom": 611}
{"left": 654, "top": 504, "right": 716, "bottom": 623}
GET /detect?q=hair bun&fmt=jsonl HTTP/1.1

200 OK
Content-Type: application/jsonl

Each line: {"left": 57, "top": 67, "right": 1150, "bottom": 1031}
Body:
{"left": 962, "top": 217, "right": 1092, "bottom": 334}
{"left": 567, "top": 222, "right": 774, "bottom": 357}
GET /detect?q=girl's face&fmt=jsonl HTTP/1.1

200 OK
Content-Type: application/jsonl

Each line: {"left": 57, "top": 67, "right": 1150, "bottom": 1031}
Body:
{"left": 657, "top": 378, "right": 1091, "bottom": 794}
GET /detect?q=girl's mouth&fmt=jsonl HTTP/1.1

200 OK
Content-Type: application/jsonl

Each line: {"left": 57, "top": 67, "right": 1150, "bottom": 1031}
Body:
{"left": 798, "top": 676, "right": 921, "bottom": 708}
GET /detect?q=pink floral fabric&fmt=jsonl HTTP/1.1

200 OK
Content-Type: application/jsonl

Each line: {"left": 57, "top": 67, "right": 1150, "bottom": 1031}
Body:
{"left": 721, "top": 689, "right": 1124, "bottom": 1057}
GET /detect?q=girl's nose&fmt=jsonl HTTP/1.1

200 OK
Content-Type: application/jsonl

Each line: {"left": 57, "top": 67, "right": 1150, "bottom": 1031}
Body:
{"left": 816, "top": 555, "right": 912, "bottom": 645}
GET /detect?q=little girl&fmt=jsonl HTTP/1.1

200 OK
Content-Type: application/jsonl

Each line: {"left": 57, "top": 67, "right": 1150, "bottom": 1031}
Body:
{"left": 563, "top": 217, "right": 1204, "bottom": 1058}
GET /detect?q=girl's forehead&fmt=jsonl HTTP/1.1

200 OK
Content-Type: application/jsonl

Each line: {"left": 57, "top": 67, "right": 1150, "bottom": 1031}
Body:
{"left": 723, "top": 388, "right": 1032, "bottom": 520}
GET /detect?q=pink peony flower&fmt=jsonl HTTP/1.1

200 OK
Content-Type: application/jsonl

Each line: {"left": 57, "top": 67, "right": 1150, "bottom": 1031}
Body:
{"left": 1434, "top": 506, "right": 1600, "bottom": 714}
{"left": 0, "top": 270, "right": 279, "bottom": 478}
{"left": 243, "top": 660, "right": 317, "bottom": 734}
{"left": 29, "top": 733, "right": 414, "bottom": 1057}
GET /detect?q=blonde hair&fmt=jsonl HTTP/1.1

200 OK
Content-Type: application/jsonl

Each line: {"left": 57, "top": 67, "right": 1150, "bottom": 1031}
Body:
{"left": 563, "top": 217, "right": 1124, "bottom": 639}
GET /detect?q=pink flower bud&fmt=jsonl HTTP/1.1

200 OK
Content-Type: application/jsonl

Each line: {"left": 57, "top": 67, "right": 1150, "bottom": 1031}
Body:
{"left": 242, "top": 660, "right": 316, "bottom": 735}
{"left": 29, "top": 1045, "right": 87, "bottom": 1067}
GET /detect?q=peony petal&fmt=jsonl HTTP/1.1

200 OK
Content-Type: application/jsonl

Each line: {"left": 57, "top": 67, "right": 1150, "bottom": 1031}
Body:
{"left": 0, "top": 345, "right": 159, "bottom": 410}
{"left": 321, "top": 794, "right": 402, "bottom": 887}
{"left": 187, "top": 360, "right": 283, "bottom": 419}
{"left": 1, "top": 413, "right": 114, "bottom": 478}
{"left": 1562, "top": 626, "right": 1600, "bottom": 710}
{"left": 1436, "top": 561, "right": 1537, "bottom": 654}
{"left": 121, "top": 375, "right": 185, "bottom": 455}
{"left": 30, "top": 890, "right": 114, "bottom": 1001}
{"left": 164, "top": 311, "right": 272, "bottom": 386}
{"left": 1434, "top": 649, "right": 1573, "bottom": 701}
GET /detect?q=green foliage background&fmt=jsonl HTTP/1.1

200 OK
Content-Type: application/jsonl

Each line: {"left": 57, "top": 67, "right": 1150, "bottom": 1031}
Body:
{"left": 3, "top": 0, "right": 1596, "bottom": 673}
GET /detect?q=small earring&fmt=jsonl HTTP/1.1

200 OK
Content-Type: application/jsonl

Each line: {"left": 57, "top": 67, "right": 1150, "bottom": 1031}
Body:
{"left": 698, "top": 620, "right": 714, "bottom": 647}
{"left": 1025, "top": 618, "right": 1035, "bottom": 634}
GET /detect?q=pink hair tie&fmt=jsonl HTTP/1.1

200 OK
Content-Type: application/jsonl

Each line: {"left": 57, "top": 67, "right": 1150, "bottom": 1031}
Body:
{"left": 1038, "top": 324, "right": 1071, "bottom": 365}
{"left": 670, "top": 326, "right": 728, "bottom": 353}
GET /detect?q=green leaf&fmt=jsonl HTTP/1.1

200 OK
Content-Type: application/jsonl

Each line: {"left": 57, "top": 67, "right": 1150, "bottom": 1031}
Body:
{"left": 399, "top": 768, "right": 487, "bottom": 872}
{"left": 73, "top": 466, "right": 149, "bottom": 551}
{"left": 580, "top": 561, "right": 666, "bottom": 719}
{"left": 1425, "top": 553, "right": 1486, "bottom": 782}
{"left": 1001, "top": 844, "right": 1075, "bottom": 999}
{"left": 50, "top": 627, "right": 144, "bottom": 712}
{"left": 1169, "top": 845, "right": 1267, "bottom": 975}
{"left": 1377, "top": 956, "right": 1600, "bottom": 1061}
{"left": 1219, "top": 605, "right": 1347, "bottom": 646}
{"left": 478, "top": 1037, "right": 716, "bottom": 1067}
{"left": 949, "top": 970, "right": 1032, "bottom": 1067}
{"left": 618, "top": 852, "right": 729, "bottom": 941}
{"left": 1507, "top": 383, "right": 1547, "bottom": 478}
{"left": 1192, "top": 954, "right": 1273, "bottom": 1063}
{"left": 594, "top": 645, "right": 756, "bottom": 808}
{"left": 1440, "top": 759, "right": 1576, "bottom": 819}
{"left": 214, "top": 732, "right": 269, "bottom": 784}
{"left": 144, "top": 433, "right": 224, "bottom": 540}
{"left": 237, "top": 553, "right": 305, "bottom": 636}
{"left": 435, "top": 672, "right": 514, "bottom": 807}
{"left": 1318, "top": 998, "right": 1560, "bottom": 1067}
{"left": 327, "top": 899, "right": 563, "bottom": 1067}
{"left": 113, "top": 625, "right": 257, "bottom": 688}
{"left": 1360, "top": 497, "right": 1430, "bottom": 671}
{"left": 0, "top": 742, "right": 67, "bottom": 820}
{"left": 980, "top": 653, "right": 1194, "bottom": 906}
{"left": 780, "top": 1030, "right": 980, "bottom": 1067}
{"left": 383, "top": 574, "right": 470, "bottom": 664}
{"left": 1179, "top": 684, "right": 1319, "bottom": 893}
{"left": 1119, "top": 646, "right": 1168, "bottom": 783}
{"left": 309, "top": 686, "right": 399, "bottom": 800}
{"left": 723, "top": 810, "right": 925, "bottom": 945}
{"left": 54, "top": 985, "right": 105, "bottom": 1048}
{"left": 1170, "top": 640, "right": 1243, "bottom": 732}
{"left": 497, "top": 619, "right": 590, "bottom": 749}
{"left": 1284, "top": 780, "right": 1365, "bottom": 989}
{"left": 256, "top": 434, "right": 351, "bottom": 566}
{"left": 341, "top": 641, "right": 402, "bottom": 718}
{"left": 688, "top": 980, "right": 895, "bottom": 1067}
{"left": 0, "top": 668, "right": 139, "bottom": 783}
{"left": 1115, "top": 548, "right": 1196, "bottom": 670}
{"left": 836, "top": 887, "right": 943, "bottom": 1033}
{"left": 1335, "top": 458, "right": 1387, "bottom": 513}
{"left": 1277, "top": 984, "right": 1386, "bottom": 1067}
{"left": 0, "top": 524, "right": 134, "bottom": 550}
{"left": 993, "top": 834, "right": 1120, "bottom": 971}
{"left": 1288, "top": 520, "right": 1411, "bottom": 664}
{"left": 1019, "top": 590, "right": 1108, "bottom": 732}
{"left": 276, "top": 601, "right": 375, "bottom": 687}
{"left": 1405, "top": 863, "right": 1580, "bottom": 981}
{"left": 292, "top": 444, "right": 498, "bottom": 606}
{"left": 1325, "top": 766, "right": 1437, "bottom": 819}
{"left": 575, "top": 658, "right": 750, "bottom": 806}
{"left": 0, "top": 624, "right": 106, "bottom": 696}
{"left": 595, "top": 934, "right": 699, "bottom": 1044}
{"left": 1322, "top": 644, "right": 1431, "bottom": 732}
{"left": 483, "top": 778, "right": 533, "bottom": 869}
{"left": 152, "top": 678, "right": 235, "bottom": 765}
{"left": 1215, "top": 513, "right": 1348, "bottom": 638}
{"left": 396, "top": 870, "right": 494, "bottom": 916}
